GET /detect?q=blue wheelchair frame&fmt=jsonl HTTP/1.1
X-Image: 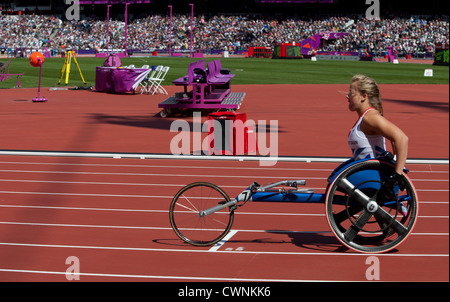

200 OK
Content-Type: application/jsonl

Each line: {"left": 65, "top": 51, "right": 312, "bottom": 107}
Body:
{"left": 172, "top": 152, "right": 418, "bottom": 253}
{"left": 236, "top": 153, "right": 404, "bottom": 205}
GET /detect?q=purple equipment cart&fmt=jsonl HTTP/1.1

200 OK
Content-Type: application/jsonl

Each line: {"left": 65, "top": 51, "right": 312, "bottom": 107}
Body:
{"left": 158, "top": 59, "right": 245, "bottom": 117}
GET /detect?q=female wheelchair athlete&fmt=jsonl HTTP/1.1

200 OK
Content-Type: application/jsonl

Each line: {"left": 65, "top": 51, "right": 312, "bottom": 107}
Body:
{"left": 169, "top": 153, "right": 418, "bottom": 253}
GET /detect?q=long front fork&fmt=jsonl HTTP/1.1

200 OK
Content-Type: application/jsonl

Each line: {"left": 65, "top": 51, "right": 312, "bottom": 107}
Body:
{"left": 199, "top": 180, "right": 324, "bottom": 217}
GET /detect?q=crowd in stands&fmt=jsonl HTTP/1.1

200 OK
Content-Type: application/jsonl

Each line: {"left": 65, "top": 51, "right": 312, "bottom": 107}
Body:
{"left": 1, "top": 13, "right": 448, "bottom": 56}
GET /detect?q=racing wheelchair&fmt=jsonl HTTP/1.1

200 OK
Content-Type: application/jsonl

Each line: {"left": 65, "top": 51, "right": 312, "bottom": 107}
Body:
{"left": 169, "top": 153, "right": 418, "bottom": 253}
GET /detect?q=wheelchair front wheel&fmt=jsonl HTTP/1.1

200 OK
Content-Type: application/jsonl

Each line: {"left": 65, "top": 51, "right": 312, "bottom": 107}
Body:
{"left": 169, "top": 182, "right": 234, "bottom": 246}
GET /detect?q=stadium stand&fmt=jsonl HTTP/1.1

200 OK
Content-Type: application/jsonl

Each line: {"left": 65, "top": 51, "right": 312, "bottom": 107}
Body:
{"left": 0, "top": 11, "right": 448, "bottom": 59}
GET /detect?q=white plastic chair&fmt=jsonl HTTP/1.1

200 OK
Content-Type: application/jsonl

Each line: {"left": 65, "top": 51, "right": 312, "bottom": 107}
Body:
{"left": 132, "top": 68, "right": 152, "bottom": 93}
{"left": 139, "top": 66, "right": 159, "bottom": 94}
{"left": 148, "top": 66, "right": 170, "bottom": 95}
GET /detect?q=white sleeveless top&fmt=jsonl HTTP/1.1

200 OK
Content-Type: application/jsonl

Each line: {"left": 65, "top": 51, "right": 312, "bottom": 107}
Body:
{"left": 348, "top": 108, "right": 386, "bottom": 160}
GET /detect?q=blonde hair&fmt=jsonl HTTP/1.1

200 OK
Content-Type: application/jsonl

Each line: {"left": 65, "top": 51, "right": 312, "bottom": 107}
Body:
{"left": 351, "top": 74, "right": 383, "bottom": 116}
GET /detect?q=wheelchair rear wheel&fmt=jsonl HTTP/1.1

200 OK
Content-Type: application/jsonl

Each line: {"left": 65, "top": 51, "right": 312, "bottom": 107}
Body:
{"left": 325, "top": 160, "right": 419, "bottom": 253}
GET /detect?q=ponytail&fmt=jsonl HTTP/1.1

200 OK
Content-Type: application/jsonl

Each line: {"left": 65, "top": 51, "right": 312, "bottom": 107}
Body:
{"left": 351, "top": 74, "right": 384, "bottom": 116}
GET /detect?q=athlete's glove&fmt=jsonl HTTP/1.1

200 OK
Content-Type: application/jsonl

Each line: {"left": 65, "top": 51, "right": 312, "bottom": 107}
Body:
{"left": 377, "top": 172, "right": 405, "bottom": 202}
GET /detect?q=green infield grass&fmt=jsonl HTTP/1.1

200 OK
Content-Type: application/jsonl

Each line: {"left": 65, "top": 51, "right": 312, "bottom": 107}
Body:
{"left": 1, "top": 56, "right": 448, "bottom": 89}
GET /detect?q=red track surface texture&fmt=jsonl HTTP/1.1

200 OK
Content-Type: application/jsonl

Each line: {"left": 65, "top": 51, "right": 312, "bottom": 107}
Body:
{"left": 0, "top": 84, "right": 448, "bottom": 158}
{"left": 0, "top": 84, "right": 448, "bottom": 283}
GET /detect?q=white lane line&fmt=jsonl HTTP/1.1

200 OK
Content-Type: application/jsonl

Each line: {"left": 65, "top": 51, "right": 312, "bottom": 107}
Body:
{"left": 0, "top": 242, "right": 447, "bottom": 257}
{"left": 0, "top": 179, "right": 188, "bottom": 187}
{"left": 0, "top": 221, "right": 448, "bottom": 236}
{"left": 1, "top": 150, "right": 448, "bottom": 165}
{"left": 0, "top": 221, "right": 174, "bottom": 230}
{"left": 0, "top": 161, "right": 335, "bottom": 172}
{"left": 0, "top": 179, "right": 262, "bottom": 190}
{"left": 0, "top": 205, "right": 448, "bottom": 219}
{"left": 1, "top": 160, "right": 448, "bottom": 174}
{"left": 0, "top": 205, "right": 169, "bottom": 213}
{"left": 0, "top": 170, "right": 447, "bottom": 184}
{"left": 0, "top": 204, "right": 325, "bottom": 216}
{"left": 0, "top": 188, "right": 448, "bottom": 200}
{"left": 0, "top": 190, "right": 173, "bottom": 198}
{"left": 208, "top": 230, "right": 239, "bottom": 252}
{"left": 0, "top": 179, "right": 447, "bottom": 190}
{"left": 0, "top": 169, "right": 329, "bottom": 180}
{"left": 0, "top": 268, "right": 350, "bottom": 282}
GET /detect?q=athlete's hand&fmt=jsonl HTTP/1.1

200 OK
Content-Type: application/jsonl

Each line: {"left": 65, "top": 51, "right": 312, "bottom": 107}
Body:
{"left": 377, "top": 172, "right": 405, "bottom": 202}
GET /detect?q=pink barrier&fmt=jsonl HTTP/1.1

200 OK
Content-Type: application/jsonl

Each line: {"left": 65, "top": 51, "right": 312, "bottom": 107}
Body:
{"left": 387, "top": 46, "right": 396, "bottom": 62}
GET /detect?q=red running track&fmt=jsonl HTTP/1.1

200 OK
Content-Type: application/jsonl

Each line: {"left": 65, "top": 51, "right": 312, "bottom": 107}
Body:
{"left": 0, "top": 83, "right": 448, "bottom": 283}
{"left": 0, "top": 84, "right": 448, "bottom": 159}
{"left": 0, "top": 155, "right": 447, "bottom": 282}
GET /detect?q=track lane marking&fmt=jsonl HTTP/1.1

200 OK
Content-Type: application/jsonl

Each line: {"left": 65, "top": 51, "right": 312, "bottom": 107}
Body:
{"left": 0, "top": 242, "right": 447, "bottom": 257}
{"left": 0, "top": 160, "right": 448, "bottom": 174}
{"left": 0, "top": 268, "right": 355, "bottom": 282}
{"left": 0, "top": 205, "right": 448, "bottom": 218}
{"left": 0, "top": 150, "right": 448, "bottom": 165}
{"left": 0, "top": 188, "right": 448, "bottom": 200}
{"left": 0, "top": 169, "right": 447, "bottom": 183}
{"left": 0, "top": 169, "right": 330, "bottom": 180}
{"left": 0, "top": 221, "right": 448, "bottom": 235}
{"left": 208, "top": 230, "right": 239, "bottom": 252}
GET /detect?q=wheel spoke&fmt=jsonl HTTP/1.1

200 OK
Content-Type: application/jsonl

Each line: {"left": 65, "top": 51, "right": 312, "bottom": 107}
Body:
{"left": 333, "top": 206, "right": 363, "bottom": 226}
{"left": 375, "top": 216, "right": 393, "bottom": 237}
{"left": 374, "top": 206, "right": 408, "bottom": 236}
{"left": 343, "top": 209, "right": 373, "bottom": 242}
{"left": 177, "top": 194, "right": 199, "bottom": 213}
{"left": 337, "top": 178, "right": 370, "bottom": 207}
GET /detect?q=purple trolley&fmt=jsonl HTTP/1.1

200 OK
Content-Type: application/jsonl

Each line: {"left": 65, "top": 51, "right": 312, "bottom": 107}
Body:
{"left": 158, "top": 59, "right": 245, "bottom": 117}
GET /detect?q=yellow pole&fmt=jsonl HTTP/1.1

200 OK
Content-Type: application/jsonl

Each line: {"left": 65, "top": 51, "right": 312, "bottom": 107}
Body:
{"left": 58, "top": 52, "right": 68, "bottom": 85}
{"left": 65, "top": 51, "right": 72, "bottom": 85}
{"left": 72, "top": 53, "right": 86, "bottom": 84}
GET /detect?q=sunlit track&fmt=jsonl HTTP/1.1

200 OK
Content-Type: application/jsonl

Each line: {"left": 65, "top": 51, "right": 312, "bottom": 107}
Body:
{"left": 0, "top": 160, "right": 448, "bottom": 173}
{"left": 0, "top": 176, "right": 448, "bottom": 183}
{"left": 0, "top": 160, "right": 335, "bottom": 172}
{"left": 0, "top": 204, "right": 447, "bottom": 218}
{"left": 0, "top": 155, "right": 448, "bottom": 282}
{"left": 0, "top": 242, "right": 448, "bottom": 257}
{"left": 0, "top": 169, "right": 332, "bottom": 180}
{"left": 0, "top": 220, "right": 448, "bottom": 235}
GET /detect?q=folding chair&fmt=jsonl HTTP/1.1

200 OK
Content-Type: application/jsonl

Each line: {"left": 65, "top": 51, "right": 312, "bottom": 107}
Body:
{"left": 148, "top": 66, "right": 170, "bottom": 95}
{"left": 132, "top": 68, "right": 152, "bottom": 93}
{"left": 138, "top": 65, "right": 158, "bottom": 94}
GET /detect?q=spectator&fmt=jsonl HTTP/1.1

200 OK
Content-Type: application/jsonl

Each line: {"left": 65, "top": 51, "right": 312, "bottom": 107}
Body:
{"left": 1, "top": 13, "right": 448, "bottom": 56}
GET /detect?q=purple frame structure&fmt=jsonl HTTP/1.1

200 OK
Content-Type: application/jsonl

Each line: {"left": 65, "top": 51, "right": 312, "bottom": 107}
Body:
{"left": 159, "top": 59, "right": 245, "bottom": 115}
{"left": 79, "top": 1, "right": 151, "bottom": 56}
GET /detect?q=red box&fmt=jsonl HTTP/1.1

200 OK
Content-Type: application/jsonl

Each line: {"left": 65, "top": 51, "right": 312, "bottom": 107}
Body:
{"left": 207, "top": 112, "right": 256, "bottom": 155}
